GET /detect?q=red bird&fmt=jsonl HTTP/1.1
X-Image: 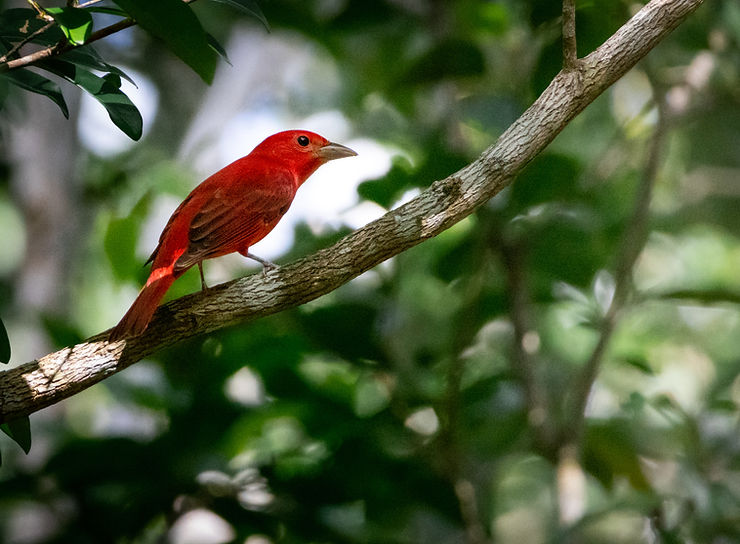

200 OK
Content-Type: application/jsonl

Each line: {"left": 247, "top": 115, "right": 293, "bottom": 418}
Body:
{"left": 109, "top": 130, "right": 357, "bottom": 340}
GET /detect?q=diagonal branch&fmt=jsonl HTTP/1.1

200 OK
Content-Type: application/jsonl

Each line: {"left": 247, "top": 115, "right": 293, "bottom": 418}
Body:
{"left": 0, "top": 21, "right": 55, "bottom": 64}
{"left": 0, "top": 0, "right": 705, "bottom": 424}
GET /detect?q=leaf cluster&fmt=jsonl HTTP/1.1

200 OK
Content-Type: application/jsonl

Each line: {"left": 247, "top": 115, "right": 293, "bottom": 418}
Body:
{"left": 0, "top": 0, "right": 267, "bottom": 139}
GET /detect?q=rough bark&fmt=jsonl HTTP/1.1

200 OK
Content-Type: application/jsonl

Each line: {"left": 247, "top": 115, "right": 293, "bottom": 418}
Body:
{"left": 0, "top": 0, "right": 705, "bottom": 423}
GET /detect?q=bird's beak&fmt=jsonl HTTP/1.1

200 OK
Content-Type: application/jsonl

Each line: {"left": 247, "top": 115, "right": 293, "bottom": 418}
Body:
{"left": 318, "top": 141, "right": 358, "bottom": 161}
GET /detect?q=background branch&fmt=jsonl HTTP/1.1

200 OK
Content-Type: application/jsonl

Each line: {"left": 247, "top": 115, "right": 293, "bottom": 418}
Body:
{"left": 566, "top": 82, "right": 668, "bottom": 438}
{"left": 555, "top": 71, "right": 669, "bottom": 528}
{"left": 0, "top": 0, "right": 705, "bottom": 424}
{"left": 500, "top": 238, "right": 553, "bottom": 451}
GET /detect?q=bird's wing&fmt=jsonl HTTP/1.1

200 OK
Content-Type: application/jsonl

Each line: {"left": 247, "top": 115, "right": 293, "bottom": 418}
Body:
{"left": 173, "top": 182, "right": 295, "bottom": 273}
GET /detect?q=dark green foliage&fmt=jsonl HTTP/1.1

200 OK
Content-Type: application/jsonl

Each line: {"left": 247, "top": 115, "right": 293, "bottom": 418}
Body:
{"left": 0, "top": 8, "right": 65, "bottom": 44}
{"left": 400, "top": 38, "right": 486, "bottom": 86}
{"left": 112, "top": 0, "right": 218, "bottom": 84}
{"left": 0, "top": 69, "right": 69, "bottom": 117}
{"left": 1, "top": 416, "right": 31, "bottom": 454}
{"left": 39, "top": 59, "right": 143, "bottom": 140}
{"left": 105, "top": 193, "right": 152, "bottom": 281}
{"left": 0, "top": 0, "right": 267, "bottom": 137}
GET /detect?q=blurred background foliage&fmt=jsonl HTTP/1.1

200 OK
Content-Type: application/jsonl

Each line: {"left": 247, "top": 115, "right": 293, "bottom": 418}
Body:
{"left": 1, "top": 0, "right": 740, "bottom": 543}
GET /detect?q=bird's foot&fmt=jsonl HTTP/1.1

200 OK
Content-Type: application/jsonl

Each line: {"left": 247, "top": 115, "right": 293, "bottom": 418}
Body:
{"left": 198, "top": 262, "right": 210, "bottom": 292}
{"left": 244, "top": 252, "right": 278, "bottom": 278}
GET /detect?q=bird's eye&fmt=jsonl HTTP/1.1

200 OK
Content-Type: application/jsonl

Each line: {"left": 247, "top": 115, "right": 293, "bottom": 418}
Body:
{"left": 297, "top": 135, "right": 310, "bottom": 147}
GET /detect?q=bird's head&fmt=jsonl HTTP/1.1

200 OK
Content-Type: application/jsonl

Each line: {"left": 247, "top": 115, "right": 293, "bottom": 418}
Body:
{"left": 252, "top": 130, "right": 357, "bottom": 183}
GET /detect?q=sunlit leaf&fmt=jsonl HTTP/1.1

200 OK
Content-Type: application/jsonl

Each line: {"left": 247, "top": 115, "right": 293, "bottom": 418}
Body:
{"left": 112, "top": 0, "right": 218, "bottom": 84}
{"left": 45, "top": 6, "right": 93, "bottom": 45}
{"left": 1, "top": 416, "right": 31, "bottom": 454}
{"left": 105, "top": 193, "right": 151, "bottom": 281}
{"left": 1, "top": 67, "right": 69, "bottom": 118}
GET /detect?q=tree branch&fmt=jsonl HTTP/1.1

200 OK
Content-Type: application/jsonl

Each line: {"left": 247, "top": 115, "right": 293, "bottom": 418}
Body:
{"left": 562, "top": 0, "right": 578, "bottom": 70}
{"left": 566, "top": 82, "right": 669, "bottom": 439}
{"left": 0, "top": 0, "right": 705, "bottom": 424}
{"left": 0, "top": 21, "right": 55, "bottom": 65}
{"left": 555, "top": 69, "right": 669, "bottom": 527}
{"left": 500, "top": 239, "right": 554, "bottom": 450}
{"left": 0, "top": 16, "right": 135, "bottom": 73}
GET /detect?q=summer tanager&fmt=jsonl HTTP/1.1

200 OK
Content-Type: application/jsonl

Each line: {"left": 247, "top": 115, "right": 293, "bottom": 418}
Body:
{"left": 109, "top": 130, "right": 357, "bottom": 340}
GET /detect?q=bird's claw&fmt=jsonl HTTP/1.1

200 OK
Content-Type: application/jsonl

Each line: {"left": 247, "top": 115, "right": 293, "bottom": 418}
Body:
{"left": 260, "top": 260, "right": 278, "bottom": 278}
{"left": 243, "top": 252, "right": 278, "bottom": 277}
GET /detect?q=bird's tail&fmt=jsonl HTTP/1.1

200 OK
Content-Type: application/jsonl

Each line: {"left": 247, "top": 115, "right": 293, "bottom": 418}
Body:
{"left": 109, "top": 272, "right": 176, "bottom": 341}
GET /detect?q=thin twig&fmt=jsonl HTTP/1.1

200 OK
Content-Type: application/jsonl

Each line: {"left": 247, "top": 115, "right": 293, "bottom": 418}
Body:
{"left": 567, "top": 81, "right": 669, "bottom": 439}
{"left": 0, "top": 17, "right": 135, "bottom": 73}
{"left": 27, "top": 0, "right": 53, "bottom": 20}
{"left": 553, "top": 71, "right": 669, "bottom": 532}
{"left": 0, "top": 0, "right": 198, "bottom": 73}
{"left": 500, "top": 239, "right": 555, "bottom": 452}
{"left": 562, "top": 0, "right": 578, "bottom": 70}
{"left": 0, "top": 20, "right": 55, "bottom": 64}
{"left": 437, "top": 254, "right": 491, "bottom": 544}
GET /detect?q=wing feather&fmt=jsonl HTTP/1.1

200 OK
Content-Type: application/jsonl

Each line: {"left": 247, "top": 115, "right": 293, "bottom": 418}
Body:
{"left": 173, "top": 182, "right": 294, "bottom": 273}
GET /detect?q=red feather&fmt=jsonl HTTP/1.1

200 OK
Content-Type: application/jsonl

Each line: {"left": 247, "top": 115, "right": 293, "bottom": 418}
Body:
{"left": 109, "top": 130, "right": 356, "bottom": 340}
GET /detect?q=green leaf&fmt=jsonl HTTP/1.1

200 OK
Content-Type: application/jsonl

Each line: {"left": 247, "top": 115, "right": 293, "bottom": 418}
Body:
{"left": 207, "top": 33, "right": 231, "bottom": 66}
{"left": 400, "top": 38, "right": 485, "bottom": 86}
{"left": 0, "top": 317, "right": 9, "bottom": 364}
{"left": 105, "top": 193, "right": 151, "bottom": 281}
{"left": 1, "top": 416, "right": 32, "bottom": 454}
{"left": 59, "top": 47, "right": 136, "bottom": 86}
{"left": 618, "top": 355, "right": 655, "bottom": 375}
{"left": 1, "top": 68, "right": 69, "bottom": 118}
{"left": 38, "top": 59, "right": 142, "bottom": 140}
{"left": 84, "top": 6, "right": 128, "bottom": 17}
{"left": 209, "top": 0, "right": 269, "bottom": 31}
{"left": 41, "top": 315, "right": 84, "bottom": 349}
{"left": 112, "top": 0, "right": 218, "bottom": 84}
{"left": 584, "top": 419, "right": 649, "bottom": 491}
{"left": 357, "top": 157, "right": 415, "bottom": 208}
{"left": 45, "top": 6, "right": 93, "bottom": 46}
